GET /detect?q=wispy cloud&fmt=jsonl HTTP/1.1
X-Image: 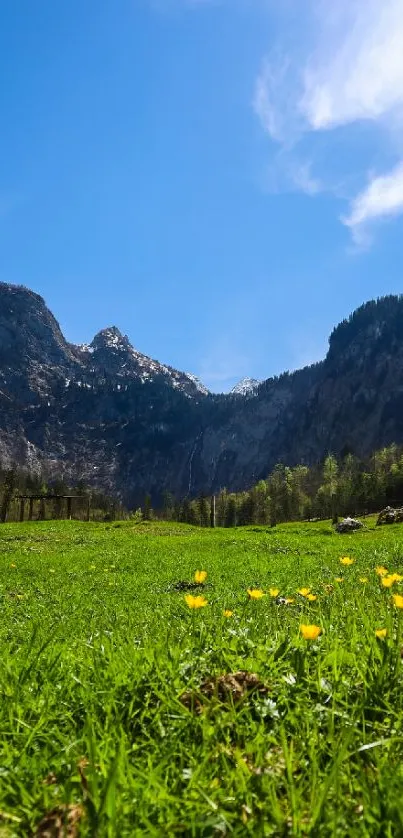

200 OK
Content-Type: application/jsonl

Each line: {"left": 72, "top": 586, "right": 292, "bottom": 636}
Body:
{"left": 300, "top": 0, "right": 403, "bottom": 131}
{"left": 254, "top": 0, "right": 403, "bottom": 242}
{"left": 285, "top": 159, "right": 322, "bottom": 196}
{"left": 263, "top": 153, "right": 323, "bottom": 196}
{"left": 253, "top": 55, "right": 297, "bottom": 145}
{"left": 342, "top": 162, "right": 403, "bottom": 245}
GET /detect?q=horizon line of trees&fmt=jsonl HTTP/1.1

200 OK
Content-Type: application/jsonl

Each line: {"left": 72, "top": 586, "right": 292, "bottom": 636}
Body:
{"left": 3, "top": 440, "right": 403, "bottom": 527}
{"left": 156, "top": 443, "right": 403, "bottom": 527}
{"left": 0, "top": 466, "right": 127, "bottom": 523}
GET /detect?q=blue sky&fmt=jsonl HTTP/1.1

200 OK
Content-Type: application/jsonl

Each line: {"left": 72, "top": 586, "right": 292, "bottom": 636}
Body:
{"left": 1, "top": 0, "right": 403, "bottom": 391}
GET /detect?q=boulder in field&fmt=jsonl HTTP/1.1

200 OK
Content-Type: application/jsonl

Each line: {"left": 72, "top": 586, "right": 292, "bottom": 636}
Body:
{"left": 377, "top": 506, "right": 403, "bottom": 526}
{"left": 335, "top": 517, "right": 364, "bottom": 533}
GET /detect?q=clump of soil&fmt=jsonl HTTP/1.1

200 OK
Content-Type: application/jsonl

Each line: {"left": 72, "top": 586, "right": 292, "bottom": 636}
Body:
{"left": 35, "top": 804, "right": 84, "bottom": 837}
{"left": 169, "top": 580, "right": 208, "bottom": 592}
{"left": 180, "top": 670, "right": 269, "bottom": 713}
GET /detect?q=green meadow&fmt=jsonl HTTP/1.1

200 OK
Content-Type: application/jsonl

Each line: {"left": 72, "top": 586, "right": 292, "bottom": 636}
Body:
{"left": 1, "top": 518, "right": 403, "bottom": 836}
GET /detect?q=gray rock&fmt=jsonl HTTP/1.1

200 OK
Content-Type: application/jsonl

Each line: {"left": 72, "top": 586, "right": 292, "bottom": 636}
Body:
{"left": 335, "top": 517, "right": 364, "bottom": 533}
{"left": 376, "top": 506, "right": 403, "bottom": 526}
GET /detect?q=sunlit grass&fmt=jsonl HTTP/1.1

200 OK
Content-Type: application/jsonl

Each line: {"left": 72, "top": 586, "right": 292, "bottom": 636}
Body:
{"left": 1, "top": 517, "right": 403, "bottom": 834}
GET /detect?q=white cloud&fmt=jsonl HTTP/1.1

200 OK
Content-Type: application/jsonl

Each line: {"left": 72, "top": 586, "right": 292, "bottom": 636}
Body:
{"left": 301, "top": 0, "right": 403, "bottom": 131}
{"left": 343, "top": 162, "right": 403, "bottom": 243}
{"left": 254, "top": 0, "right": 403, "bottom": 241}
{"left": 253, "top": 56, "right": 295, "bottom": 144}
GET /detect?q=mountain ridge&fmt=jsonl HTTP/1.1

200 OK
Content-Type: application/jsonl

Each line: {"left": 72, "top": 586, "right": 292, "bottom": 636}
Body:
{"left": 1, "top": 281, "right": 403, "bottom": 504}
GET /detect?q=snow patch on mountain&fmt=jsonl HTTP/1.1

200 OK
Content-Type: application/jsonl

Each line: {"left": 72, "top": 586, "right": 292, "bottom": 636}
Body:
{"left": 231, "top": 377, "right": 261, "bottom": 396}
{"left": 183, "top": 373, "right": 209, "bottom": 395}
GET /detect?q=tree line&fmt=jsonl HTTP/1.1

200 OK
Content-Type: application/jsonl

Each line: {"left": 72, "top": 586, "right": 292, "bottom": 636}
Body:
{"left": 3, "top": 441, "right": 403, "bottom": 526}
{"left": 0, "top": 467, "right": 126, "bottom": 523}
{"left": 158, "top": 443, "right": 403, "bottom": 527}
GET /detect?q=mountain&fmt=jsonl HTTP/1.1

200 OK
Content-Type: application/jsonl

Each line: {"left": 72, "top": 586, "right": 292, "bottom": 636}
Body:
{"left": 78, "top": 326, "right": 209, "bottom": 396}
{"left": 1, "top": 282, "right": 403, "bottom": 504}
{"left": 231, "top": 377, "right": 261, "bottom": 396}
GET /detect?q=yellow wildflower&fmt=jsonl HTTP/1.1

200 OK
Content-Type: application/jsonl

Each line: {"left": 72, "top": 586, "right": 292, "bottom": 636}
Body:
{"left": 194, "top": 570, "right": 207, "bottom": 584}
{"left": 359, "top": 577, "right": 368, "bottom": 583}
{"left": 375, "top": 628, "right": 387, "bottom": 639}
{"left": 382, "top": 575, "right": 395, "bottom": 588}
{"left": 300, "top": 624, "right": 321, "bottom": 641}
{"left": 185, "top": 594, "right": 208, "bottom": 609}
{"left": 247, "top": 589, "right": 265, "bottom": 600}
{"left": 223, "top": 609, "right": 233, "bottom": 618}
{"left": 285, "top": 597, "right": 295, "bottom": 604}
{"left": 10, "top": 563, "right": 16, "bottom": 568}
{"left": 269, "top": 588, "right": 280, "bottom": 598}
{"left": 307, "top": 594, "right": 317, "bottom": 602}
{"left": 298, "top": 587, "right": 311, "bottom": 597}
{"left": 375, "top": 566, "right": 388, "bottom": 577}
{"left": 340, "top": 557, "right": 354, "bottom": 566}
{"left": 392, "top": 594, "right": 403, "bottom": 609}
{"left": 335, "top": 577, "right": 344, "bottom": 583}
{"left": 390, "top": 573, "right": 403, "bottom": 582}
{"left": 90, "top": 564, "right": 96, "bottom": 570}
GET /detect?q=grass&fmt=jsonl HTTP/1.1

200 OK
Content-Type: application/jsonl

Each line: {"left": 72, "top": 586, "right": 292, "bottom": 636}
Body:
{"left": 1, "top": 517, "right": 403, "bottom": 835}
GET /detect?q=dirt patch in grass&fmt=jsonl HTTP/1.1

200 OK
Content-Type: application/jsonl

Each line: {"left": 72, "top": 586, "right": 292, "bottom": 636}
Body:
{"left": 35, "top": 804, "right": 84, "bottom": 838}
{"left": 180, "top": 671, "right": 269, "bottom": 713}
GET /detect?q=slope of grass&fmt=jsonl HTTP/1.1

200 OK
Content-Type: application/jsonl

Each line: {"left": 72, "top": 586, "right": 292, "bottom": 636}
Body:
{"left": 1, "top": 518, "right": 403, "bottom": 836}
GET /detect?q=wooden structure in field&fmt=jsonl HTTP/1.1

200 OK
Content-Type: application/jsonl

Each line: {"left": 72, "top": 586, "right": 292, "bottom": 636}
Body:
{"left": 15, "top": 494, "right": 91, "bottom": 522}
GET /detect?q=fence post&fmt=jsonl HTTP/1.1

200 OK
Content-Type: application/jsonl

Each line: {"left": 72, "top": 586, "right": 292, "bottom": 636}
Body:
{"left": 28, "top": 497, "right": 34, "bottom": 521}
{"left": 67, "top": 497, "right": 72, "bottom": 520}
{"left": 19, "top": 498, "right": 25, "bottom": 523}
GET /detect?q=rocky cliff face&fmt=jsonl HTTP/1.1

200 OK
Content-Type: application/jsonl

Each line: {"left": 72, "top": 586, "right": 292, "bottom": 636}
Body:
{"left": 1, "top": 283, "right": 403, "bottom": 504}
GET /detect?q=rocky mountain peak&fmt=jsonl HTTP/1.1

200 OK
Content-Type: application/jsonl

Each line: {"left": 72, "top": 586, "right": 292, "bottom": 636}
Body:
{"left": 231, "top": 377, "right": 261, "bottom": 396}
{"left": 327, "top": 295, "right": 403, "bottom": 362}
{"left": 0, "top": 282, "right": 209, "bottom": 405}
{"left": 0, "top": 282, "right": 78, "bottom": 403}
{"left": 84, "top": 325, "right": 208, "bottom": 396}
{"left": 0, "top": 281, "right": 74, "bottom": 364}
{"left": 90, "top": 326, "right": 132, "bottom": 352}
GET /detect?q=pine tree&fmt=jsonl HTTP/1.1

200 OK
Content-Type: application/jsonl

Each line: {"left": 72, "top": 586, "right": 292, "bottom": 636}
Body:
{"left": 198, "top": 495, "right": 210, "bottom": 527}
{"left": 0, "top": 468, "right": 15, "bottom": 523}
{"left": 143, "top": 493, "right": 152, "bottom": 521}
{"left": 225, "top": 496, "right": 237, "bottom": 527}
{"left": 162, "top": 491, "right": 175, "bottom": 521}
